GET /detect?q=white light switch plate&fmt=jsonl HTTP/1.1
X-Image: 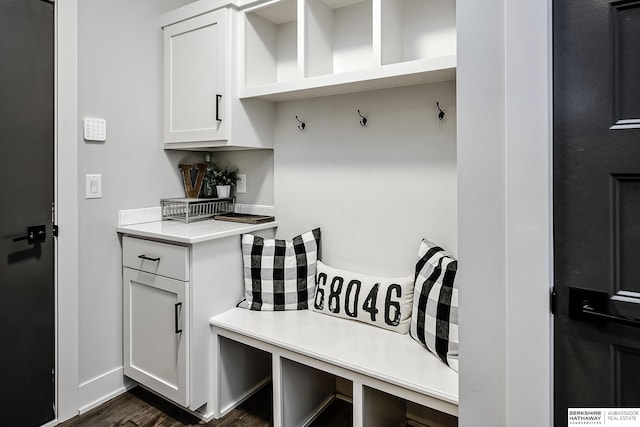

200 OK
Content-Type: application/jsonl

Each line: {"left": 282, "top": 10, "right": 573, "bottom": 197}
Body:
{"left": 86, "top": 174, "right": 102, "bottom": 199}
{"left": 83, "top": 117, "right": 107, "bottom": 142}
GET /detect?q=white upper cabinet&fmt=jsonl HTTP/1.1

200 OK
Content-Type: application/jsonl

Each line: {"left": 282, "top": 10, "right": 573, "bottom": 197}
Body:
{"left": 240, "top": 0, "right": 456, "bottom": 101}
{"left": 164, "top": 10, "right": 228, "bottom": 144}
{"left": 162, "top": 5, "right": 273, "bottom": 150}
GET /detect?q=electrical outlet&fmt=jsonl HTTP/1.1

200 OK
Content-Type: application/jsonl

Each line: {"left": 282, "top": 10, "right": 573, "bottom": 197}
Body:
{"left": 236, "top": 174, "right": 247, "bottom": 194}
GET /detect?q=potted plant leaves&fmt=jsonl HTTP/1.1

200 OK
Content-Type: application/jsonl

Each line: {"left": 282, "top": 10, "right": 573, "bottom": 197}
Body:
{"left": 204, "top": 165, "right": 237, "bottom": 198}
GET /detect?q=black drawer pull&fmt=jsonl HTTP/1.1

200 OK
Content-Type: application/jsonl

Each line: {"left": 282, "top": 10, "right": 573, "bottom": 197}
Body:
{"left": 138, "top": 255, "right": 160, "bottom": 262}
{"left": 216, "top": 94, "right": 222, "bottom": 122}
{"left": 174, "top": 302, "right": 183, "bottom": 334}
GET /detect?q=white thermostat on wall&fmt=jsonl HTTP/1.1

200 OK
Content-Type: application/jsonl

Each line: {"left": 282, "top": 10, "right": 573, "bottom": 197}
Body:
{"left": 83, "top": 117, "right": 107, "bottom": 142}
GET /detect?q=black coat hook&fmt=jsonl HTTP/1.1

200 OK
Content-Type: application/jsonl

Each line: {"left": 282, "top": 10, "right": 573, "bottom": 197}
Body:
{"left": 436, "top": 102, "right": 445, "bottom": 129}
{"left": 295, "top": 115, "right": 306, "bottom": 130}
{"left": 357, "top": 110, "right": 367, "bottom": 126}
{"left": 437, "top": 102, "right": 445, "bottom": 121}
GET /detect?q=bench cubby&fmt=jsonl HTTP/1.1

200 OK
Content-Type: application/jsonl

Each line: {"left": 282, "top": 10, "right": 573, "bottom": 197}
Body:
{"left": 214, "top": 336, "right": 272, "bottom": 418}
{"left": 280, "top": 357, "right": 351, "bottom": 426}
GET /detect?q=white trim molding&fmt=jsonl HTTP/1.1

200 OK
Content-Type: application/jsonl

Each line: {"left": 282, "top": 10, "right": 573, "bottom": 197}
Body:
{"left": 78, "top": 367, "right": 135, "bottom": 414}
{"left": 55, "top": 0, "right": 80, "bottom": 422}
{"left": 505, "top": 0, "right": 553, "bottom": 425}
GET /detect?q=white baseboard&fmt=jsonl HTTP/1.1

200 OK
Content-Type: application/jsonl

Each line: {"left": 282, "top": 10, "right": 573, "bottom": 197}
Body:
{"left": 40, "top": 419, "right": 58, "bottom": 427}
{"left": 78, "top": 367, "right": 135, "bottom": 414}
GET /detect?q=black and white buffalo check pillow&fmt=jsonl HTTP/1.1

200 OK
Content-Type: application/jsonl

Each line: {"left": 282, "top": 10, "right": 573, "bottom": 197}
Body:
{"left": 239, "top": 228, "right": 321, "bottom": 311}
{"left": 410, "top": 239, "right": 459, "bottom": 372}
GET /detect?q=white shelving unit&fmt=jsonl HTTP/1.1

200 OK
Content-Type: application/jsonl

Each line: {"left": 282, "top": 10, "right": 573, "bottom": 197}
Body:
{"left": 240, "top": 0, "right": 456, "bottom": 101}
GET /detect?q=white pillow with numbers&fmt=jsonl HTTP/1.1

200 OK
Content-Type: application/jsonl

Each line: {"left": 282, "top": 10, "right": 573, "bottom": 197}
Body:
{"left": 312, "top": 261, "right": 414, "bottom": 334}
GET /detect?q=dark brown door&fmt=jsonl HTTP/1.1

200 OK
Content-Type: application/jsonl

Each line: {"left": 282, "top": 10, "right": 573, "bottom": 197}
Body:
{"left": 0, "top": 0, "right": 55, "bottom": 425}
{"left": 554, "top": 0, "right": 640, "bottom": 425}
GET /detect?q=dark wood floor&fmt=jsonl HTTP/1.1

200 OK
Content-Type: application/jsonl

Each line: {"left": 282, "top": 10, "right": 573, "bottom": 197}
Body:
{"left": 59, "top": 384, "right": 352, "bottom": 427}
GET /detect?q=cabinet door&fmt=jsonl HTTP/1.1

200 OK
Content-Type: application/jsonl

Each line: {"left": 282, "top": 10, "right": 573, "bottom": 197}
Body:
{"left": 123, "top": 267, "right": 189, "bottom": 407}
{"left": 164, "top": 9, "right": 228, "bottom": 144}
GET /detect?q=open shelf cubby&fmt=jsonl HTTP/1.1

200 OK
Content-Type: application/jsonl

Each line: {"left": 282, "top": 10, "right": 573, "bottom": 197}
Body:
{"left": 281, "top": 357, "right": 352, "bottom": 427}
{"left": 362, "top": 386, "right": 458, "bottom": 427}
{"left": 380, "top": 0, "right": 456, "bottom": 65}
{"left": 245, "top": 0, "right": 298, "bottom": 87}
{"left": 304, "top": 0, "right": 373, "bottom": 77}
{"left": 217, "top": 337, "right": 272, "bottom": 418}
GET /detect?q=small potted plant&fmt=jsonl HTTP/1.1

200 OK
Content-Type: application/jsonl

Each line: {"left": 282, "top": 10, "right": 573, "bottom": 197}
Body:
{"left": 204, "top": 166, "right": 237, "bottom": 198}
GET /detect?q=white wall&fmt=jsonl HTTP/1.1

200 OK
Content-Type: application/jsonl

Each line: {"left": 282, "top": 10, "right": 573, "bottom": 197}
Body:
{"left": 212, "top": 150, "right": 274, "bottom": 206}
{"left": 273, "top": 82, "right": 457, "bottom": 277}
{"left": 77, "top": 0, "right": 196, "bottom": 411}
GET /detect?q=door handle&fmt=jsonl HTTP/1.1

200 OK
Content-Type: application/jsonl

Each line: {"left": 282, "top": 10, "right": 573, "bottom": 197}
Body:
{"left": 569, "top": 287, "right": 640, "bottom": 328}
{"left": 581, "top": 303, "right": 640, "bottom": 328}
{"left": 216, "top": 94, "right": 222, "bottom": 122}
{"left": 13, "top": 225, "right": 46, "bottom": 244}
{"left": 137, "top": 254, "right": 160, "bottom": 262}
{"left": 174, "top": 302, "right": 182, "bottom": 334}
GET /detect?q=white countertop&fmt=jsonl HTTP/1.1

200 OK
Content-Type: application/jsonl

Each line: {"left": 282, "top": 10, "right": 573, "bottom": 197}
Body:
{"left": 117, "top": 219, "right": 278, "bottom": 244}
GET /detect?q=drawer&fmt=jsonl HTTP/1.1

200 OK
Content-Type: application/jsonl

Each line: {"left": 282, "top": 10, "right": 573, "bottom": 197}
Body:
{"left": 123, "top": 236, "right": 189, "bottom": 281}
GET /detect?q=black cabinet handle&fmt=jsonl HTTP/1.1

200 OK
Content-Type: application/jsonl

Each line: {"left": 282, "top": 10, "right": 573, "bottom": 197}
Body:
{"left": 174, "top": 302, "right": 182, "bottom": 334}
{"left": 216, "top": 94, "right": 222, "bottom": 122}
{"left": 138, "top": 255, "right": 160, "bottom": 262}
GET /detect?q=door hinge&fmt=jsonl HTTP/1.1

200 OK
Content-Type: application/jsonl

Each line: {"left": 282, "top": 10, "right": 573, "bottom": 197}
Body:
{"left": 550, "top": 286, "right": 557, "bottom": 315}
{"left": 53, "top": 224, "right": 59, "bottom": 237}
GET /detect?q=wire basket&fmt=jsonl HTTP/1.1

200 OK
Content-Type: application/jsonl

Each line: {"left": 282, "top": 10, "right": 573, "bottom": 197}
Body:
{"left": 161, "top": 198, "right": 235, "bottom": 223}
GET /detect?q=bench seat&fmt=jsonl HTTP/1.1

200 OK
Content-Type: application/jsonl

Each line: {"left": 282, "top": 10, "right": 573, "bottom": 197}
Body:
{"left": 209, "top": 308, "right": 458, "bottom": 425}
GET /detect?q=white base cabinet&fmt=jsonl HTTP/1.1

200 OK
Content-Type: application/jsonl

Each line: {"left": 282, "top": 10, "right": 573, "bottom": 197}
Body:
{"left": 124, "top": 269, "right": 189, "bottom": 406}
{"left": 122, "top": 234, "right": 252, "bottom": 414}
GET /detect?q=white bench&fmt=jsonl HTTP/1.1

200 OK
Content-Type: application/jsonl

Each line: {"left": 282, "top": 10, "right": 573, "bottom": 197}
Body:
{"left": 209, "top": 308, "right": 458, "bottom": 427}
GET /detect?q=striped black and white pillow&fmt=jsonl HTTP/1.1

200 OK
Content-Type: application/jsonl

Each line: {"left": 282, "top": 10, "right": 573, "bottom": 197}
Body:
{"left": 239, "top": 228, "right": 321, "bottom": 311}
{"left": 410, "top": 239, "right": 459, "bottom": 372}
